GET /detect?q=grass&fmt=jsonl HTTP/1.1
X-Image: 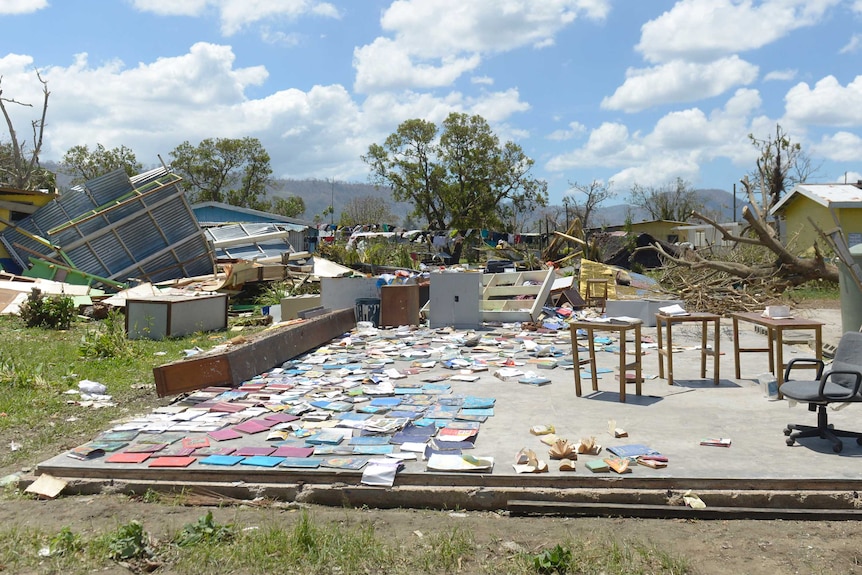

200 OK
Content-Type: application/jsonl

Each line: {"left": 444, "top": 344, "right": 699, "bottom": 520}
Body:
{"left": 0, "top": 313, "right": 263, "bottom": 474}
{"left": 782, "top": 279, "right": 840, "bottom": 301}
{"left": 0, "top": 511, "right": 692, "bottom": 574}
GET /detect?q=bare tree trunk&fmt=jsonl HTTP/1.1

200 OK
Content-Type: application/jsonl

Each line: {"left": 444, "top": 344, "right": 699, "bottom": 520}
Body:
{"left": 0, "top": 71, "right": 50, "bottom": 190}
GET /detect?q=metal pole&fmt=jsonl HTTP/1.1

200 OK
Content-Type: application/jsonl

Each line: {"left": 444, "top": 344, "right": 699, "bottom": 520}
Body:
{"left": 330, "top": 179, "right": 334, "bottom": 225}
{"left": 733, "top": 183, "right": 736, "bottom": 222}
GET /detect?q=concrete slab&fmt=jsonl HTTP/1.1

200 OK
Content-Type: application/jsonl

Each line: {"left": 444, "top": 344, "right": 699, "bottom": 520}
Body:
{"left": 36, "top": 307, "right": 862, "bottom": 514}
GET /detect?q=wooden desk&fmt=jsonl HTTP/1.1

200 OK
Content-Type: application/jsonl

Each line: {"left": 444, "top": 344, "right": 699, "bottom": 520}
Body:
{"left": 655, "top": 312, "right": 721, "bottom": 386}
{"left": 730, "top": 312, "right": 824, "bottom": 393}
{"left": 569, "top": 319, "right": 642, "bottom": 402}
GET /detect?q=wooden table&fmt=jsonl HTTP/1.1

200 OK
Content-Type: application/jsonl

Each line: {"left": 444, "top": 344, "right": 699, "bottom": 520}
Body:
{"left": 730, "top": 312, "right": 824, "bottom": 394}
{"left": 569, "top": 319, "right": 642, "bottom": 402}
{"left": 655, "top": 312, "right": 721, "bottom": 386}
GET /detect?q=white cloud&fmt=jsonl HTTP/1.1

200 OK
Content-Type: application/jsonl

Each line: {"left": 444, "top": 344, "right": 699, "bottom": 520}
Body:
{"left": 354, "top": 0, "right": 609, "bottom": 93}
{"left": 546, "top": 121, "right": 586, "bottom": 141}
{"left": 0, "top": 42, "right": 532, "bottom": 183}
{"left": 471, "top": 75, "right": 494, "bottom": 86}
{"left": 131, "top": 0, "right": 208, "bottom": 17}
{"left": 785, "top": 75, "right": 862, "bottom": 127}
{"left": 354, "top": 38, "right": 481, "bottom": 92}
{"left": 601, "top": 56, "right": 758, "bottom": 113}
{"left": 811, "top": 131, "right": 862, "bottom": 162}
{"left": 547, "top": 89, "right": 763, "bottom": 188}
{"left": 0, "top": 0, "right": 47, "bottom": 15}
{"left": 764, "top": 69, "right": 797, "bottom": 82}
{"left": 260, "top": 27, "right": 302, "bottom": 47}
{"left": 840, "top": 34, "right": 862, "bottom": 54}
{"left": 637, "top": 0, "right": 840, "bottom": 64}
{"left": 131, "top": 0, "right": 340, "bottom": 36}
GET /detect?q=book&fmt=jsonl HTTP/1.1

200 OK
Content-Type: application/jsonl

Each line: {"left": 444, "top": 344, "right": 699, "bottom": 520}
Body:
{"left": 64, "top": 445, "right": 101, "bottom": 461}
{"left": 637, "top": 457, "right": 668, "bottom": 469}
{"left": 700, "top": 438, "right": 731, "bottom": 447}
{"left": 604, "top": 457, "right": 632, "bottom": 474}
{"left": 585, "top": 459, "right": 609, "bottom": 473}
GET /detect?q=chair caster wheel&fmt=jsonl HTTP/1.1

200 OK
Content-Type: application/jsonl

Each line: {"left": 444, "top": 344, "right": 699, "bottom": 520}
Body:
{"left": 833, "top": 444, "right": 843, "bottom": 453}
{"left": 783, "top": 427, "right": 792, "bottom": 436}
{"left": 785, "top": 437, "right": 795, "bottom": 446}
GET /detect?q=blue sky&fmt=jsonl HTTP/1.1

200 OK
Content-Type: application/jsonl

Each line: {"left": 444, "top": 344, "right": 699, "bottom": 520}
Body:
{"left": 1, "top": 0, "right": 862, "bottom": 206}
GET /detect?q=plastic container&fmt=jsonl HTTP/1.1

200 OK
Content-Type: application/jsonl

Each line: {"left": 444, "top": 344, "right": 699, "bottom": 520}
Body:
{"left": 355, "top": 297, "right": 381, "bottom": 327}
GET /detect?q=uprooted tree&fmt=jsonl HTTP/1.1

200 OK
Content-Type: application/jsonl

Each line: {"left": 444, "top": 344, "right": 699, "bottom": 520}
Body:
{"left": 646, "top": 124, "right": 837, "bottom": 312}
{"left": 0, "top": 71, "right": 56, "bottom": 190}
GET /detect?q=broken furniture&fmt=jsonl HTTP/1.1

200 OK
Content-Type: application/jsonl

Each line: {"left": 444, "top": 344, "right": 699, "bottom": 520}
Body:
{"left": 655, "top": 312, "right": 721, "bottom": 386}
{"left": 480, "top": 268, "right": 554, "bottom": 322}
{"left": 569, "top": 318, "right": 643, "bottom": 403}
{"left": 730, "top": 312, "right": 824, "bottom": 397}
{"left": 781, "top": 331, "right": 862, "bottom": 453}
{"left": 126, "top": 293, "right": 228, "bottom": 340}
{"left": 584, "top": 278, "right": 609, "bottom": 311}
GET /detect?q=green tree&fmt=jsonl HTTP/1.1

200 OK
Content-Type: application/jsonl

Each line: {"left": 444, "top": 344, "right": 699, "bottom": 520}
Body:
{"left": 363, "top": 112, "right": 547, "bottom": 230}
{"left": 61, "top": 143, "right": 143, "bottom": 186}
{"left": 628, "top": 177, "right": 701, "bottom": 222}
{"left": 339, "top": 195, "right": 396, "bottom": 227}
{"left": 169, "top": 137, "right": 272, "bottom": 210}
{"left": 271, "top": 195, "right": 306, "bottom": 218}
{"left": 0, "top": 72, "right": 55, "bottom": 190}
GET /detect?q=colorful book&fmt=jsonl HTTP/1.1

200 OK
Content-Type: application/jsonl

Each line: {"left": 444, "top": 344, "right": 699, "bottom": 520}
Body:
{"left": 700, "top": 438, "right": 731, "bottom": 447}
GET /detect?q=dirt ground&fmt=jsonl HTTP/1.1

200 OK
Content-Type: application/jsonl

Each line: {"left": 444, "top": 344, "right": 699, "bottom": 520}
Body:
{"left": 3, "top": 298, "right": 856, "bottom": 574}
{"left": 2, "top": 494, "right": 862, "bottom": 574}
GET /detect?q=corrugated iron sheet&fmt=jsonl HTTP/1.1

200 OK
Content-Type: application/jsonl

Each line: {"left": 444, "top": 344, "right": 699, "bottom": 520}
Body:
{"left": 0, "top": 168, "right": 215, "bottom": 285}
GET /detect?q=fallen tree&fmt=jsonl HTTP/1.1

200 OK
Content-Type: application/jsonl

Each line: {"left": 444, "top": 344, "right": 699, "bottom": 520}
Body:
{"left": 646, "top": 175, "right": 838, "bottom": 313}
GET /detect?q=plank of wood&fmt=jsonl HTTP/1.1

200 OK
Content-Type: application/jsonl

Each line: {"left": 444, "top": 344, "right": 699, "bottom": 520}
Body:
{"left": 152, "top": 307, "right": 356, "bottom": 397}
{"left": 507, "top": 499, "right": 862, "bottom": 520}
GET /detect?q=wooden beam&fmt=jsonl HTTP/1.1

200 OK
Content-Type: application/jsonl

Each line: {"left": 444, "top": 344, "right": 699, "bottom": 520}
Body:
{"left": 507, "top": 499, "right": 862, "bottom": 520}
{"left": 152, "top": 307, "right": 356, "bottom": 397}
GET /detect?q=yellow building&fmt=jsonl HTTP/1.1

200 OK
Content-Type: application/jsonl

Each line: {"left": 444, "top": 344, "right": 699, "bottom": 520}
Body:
{"left": 770, "top": 183, "right": 862, "bottom": 254}
{"left": 593, "top": 219, "right": 689, "bottom": 243}
{"left": 0, "top": 186, "right": 58, "bottom": 270}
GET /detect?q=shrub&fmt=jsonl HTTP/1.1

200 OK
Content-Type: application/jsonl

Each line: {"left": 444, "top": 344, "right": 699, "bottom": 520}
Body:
{"left": 18, "top": 288, "right": 76, "bottom": 330}
{"left": 80, "top": 309, "right": 134, "bottom": 359}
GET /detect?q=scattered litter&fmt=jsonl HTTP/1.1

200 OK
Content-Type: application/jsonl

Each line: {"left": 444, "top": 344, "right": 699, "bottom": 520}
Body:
{"left": 78, "top": 380, "right": 106, "bottom": 395}
{"left": 25, "top": 473, "right": 67, "bottom": 499}
{"left": 530, "top": 424, "right": 555, "bottom": 436}
{"left": 683, "top": 489, "right": 707, "bottom": 509}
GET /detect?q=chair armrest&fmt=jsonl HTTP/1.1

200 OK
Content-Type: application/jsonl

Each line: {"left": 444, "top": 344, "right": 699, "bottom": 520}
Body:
{"left": 784, "top": 358, "right": 824, "bottom": 381}
{"left": 818, "top": 370, "right": 862, "bottom": 399}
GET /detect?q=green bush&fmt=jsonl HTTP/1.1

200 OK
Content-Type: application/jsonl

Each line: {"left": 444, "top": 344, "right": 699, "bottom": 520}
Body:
{"left": 18, "top": 288, "right": 76, "bottom": 330}
{"left": 80, "top": 309, "right": 134, "bottom": 359}
{"left": 104, "top": 520, "right": 149, "bottom": 561}
{"left": 174, "top": 511, "right": 235, "bottom": 547}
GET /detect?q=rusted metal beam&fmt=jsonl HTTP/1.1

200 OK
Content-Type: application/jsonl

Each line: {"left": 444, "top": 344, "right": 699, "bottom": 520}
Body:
{"left": 152, "top": 307, "right": 355, "bottom": 397}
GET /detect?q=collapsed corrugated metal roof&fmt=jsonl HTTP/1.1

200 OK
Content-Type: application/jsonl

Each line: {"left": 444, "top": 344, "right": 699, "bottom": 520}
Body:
{"left": 205, "top": 222, "right": 304, "bottom": 261}
{"left": 0, "top": 168, "right": 215, "bottom": 284}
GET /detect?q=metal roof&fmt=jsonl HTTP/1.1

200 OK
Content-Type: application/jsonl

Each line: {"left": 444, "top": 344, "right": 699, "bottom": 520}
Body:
{"left": 770, "top": 183, "right": 862, "bottom": 214}
{"left": 0, "top": 168, "right": 215, "bottom": 285}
